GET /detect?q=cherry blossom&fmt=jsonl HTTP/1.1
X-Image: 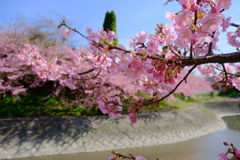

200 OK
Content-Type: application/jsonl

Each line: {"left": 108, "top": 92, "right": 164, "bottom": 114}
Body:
{"left": 175, "top": 10, "right": 194, "bottom": 28}
{"left": 97, "top": 96, "right": 122, "bottom": 116}
{"left": 10, "top": 0, "right": 240, "bottom": 124}
{"left": 212, "top": 0, "right": 232, "bottom": 11}
{"left": 136, "top": 156, "right": 148, "bottom": 160}
{"left": 218, "top": 153, "right": 228, "bottom": 160}
{"left": 199, "top": 13, "right": 224, "bottom": 33}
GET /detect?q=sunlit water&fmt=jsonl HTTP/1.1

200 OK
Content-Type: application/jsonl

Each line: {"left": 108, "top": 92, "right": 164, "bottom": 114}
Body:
{"left": 12, "top": 116, "right": 240, "bottom": 160}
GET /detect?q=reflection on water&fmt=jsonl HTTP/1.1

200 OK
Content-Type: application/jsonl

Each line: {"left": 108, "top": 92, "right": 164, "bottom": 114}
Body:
{"left": 12, "top": 116, "right": 240, "bottom": 160}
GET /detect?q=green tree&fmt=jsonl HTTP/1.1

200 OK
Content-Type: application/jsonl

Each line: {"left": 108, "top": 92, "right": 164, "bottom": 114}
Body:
{"left": 103, "top": 10, "right": 118, "bottom": 45}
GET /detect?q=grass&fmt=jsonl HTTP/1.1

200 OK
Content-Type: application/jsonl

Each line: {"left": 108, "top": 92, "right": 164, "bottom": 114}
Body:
{"left": 0, "top": 95, "right": 103, "bottom": 118}
{"left": 218, "top": 87, "right": 240, "bottom": 98}
{"left": 0, "top": 90, "right": 239, "bottom": 118}
{"left": 139, "top": 91, "right": 239, "bottom": 114}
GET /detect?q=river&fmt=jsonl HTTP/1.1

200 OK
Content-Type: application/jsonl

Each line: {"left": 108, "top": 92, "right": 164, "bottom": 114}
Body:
{"left": 12, "top": 115, "right": 240, "bottom": 160}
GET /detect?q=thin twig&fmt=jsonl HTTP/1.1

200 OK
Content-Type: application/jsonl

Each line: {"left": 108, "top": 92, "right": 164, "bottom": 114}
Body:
{"left": 81, "top": 69, "right": 102, "bottom": 80}
{"left": 61, "top": 68, "right": 95, "bottom": 77}
{"left": 206, "top": 32, "right": 215, "bottom": 56}
{"left": 189, "top": 44, "right": 194, "bottom": 59}
{"left": 61, "top": 23, "right": 86, "bottom": 38}
{"left": 112, "top": 151, "right": 135, "bottom": 160}
{"left": 77, "top": 68, "right": 95, "bottom": 75}
{"left": 221, "top": 64, "right": 228, "bottom": 82}
{"left": 143, "top": 64, "right": 197, "bottom": 106}
{"left": 210, "top": 65, "right": 240, "bottom": 78}
{"left": 168, "top": 45, "right": 180, "bottom": 57}
{"left": 164, "top": 0, "right": 178, "bottom": 5}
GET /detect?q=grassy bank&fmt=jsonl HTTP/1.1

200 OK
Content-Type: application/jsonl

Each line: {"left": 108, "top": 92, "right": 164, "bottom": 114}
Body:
{"left": 0, "top": 91, "right": 237, "bottom": 118}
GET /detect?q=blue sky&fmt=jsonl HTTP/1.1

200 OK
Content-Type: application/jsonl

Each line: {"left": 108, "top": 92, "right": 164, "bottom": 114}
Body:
{"left": 0, "top": 0, "right": 239, "bottom": 53}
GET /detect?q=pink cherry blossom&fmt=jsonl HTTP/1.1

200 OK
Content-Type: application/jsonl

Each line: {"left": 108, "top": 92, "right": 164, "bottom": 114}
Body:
{"left": 175, "top": 28, "right": 192, "bottom": 46}
{"left": 158, "top": 24, "right": 177, "bottom": 45}
{"left": 178, "top": 0, "right": 197, "bottom": 10}
{"left": 136, "top": 31, "right": 147, "bottom": 43}
{"left": 175, "top": 10, "right": 194, "bottom": 28}
{"left": 165, "top": 11, "right": 176, "bottom": 25}
{"left": 5, "top": 0, "right": 240, "bottom": 128}
{"left": 212, "top": 0, "right": 232, "bottom": 11}
{"left": 86, "top": 27, "right": 92, "bottom": 36}
{"left": 106, "top": 30, "right": 117, "bottom": 42}
{"left": 136, "top": 156, "right": 148, "bottom": 160}
{"left": 223, "top": 142, "right": 229, "bottom": 146}
{"left": 232, "top": 78, "right": 240, "bottom": 90}
{"left": 225, "top": 64, "right": 233, "bottom": 73}
{"left": 61, "top": 28, "right": 71, "bottom": 39}
{"left": 108, "top": 157, "right": 114, "bottom": 160}
{"left": 236, "top": 151, "right": 240, "bottom": 158}
{"left": 227, "top": 27, "right": 240, "bottom": 48}
{"left": 97, "top": 96, "right": 122, "bottom": 116}
{"left": 199, "top": 13, "right": 224, "bottom": 33}
{"left": 146, "top": 36, "right": 161, "bottom": 53}
{"left": 178, "top": 0, "right": 196, "bottom": 7}
{"left": 221, "top": 17, "right": 231, "bottom": 32}
{"left": 218, "top": 153, "right": 228, "bottom": 160}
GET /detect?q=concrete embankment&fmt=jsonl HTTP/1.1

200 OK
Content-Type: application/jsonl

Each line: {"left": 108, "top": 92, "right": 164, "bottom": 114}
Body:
{"left": 1, "top": 101, "right": 239, "bottom": 159}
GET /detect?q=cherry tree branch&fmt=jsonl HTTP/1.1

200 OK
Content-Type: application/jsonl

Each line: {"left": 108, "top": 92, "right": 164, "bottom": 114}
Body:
{"left": 59, "top": 20, "right": 86, "bottom": 38}
{"left": 77, "top": 68, "right": 95, "bottom": 75}
{"left": 210, "top": 65, "right": 240, "bottom": 78}
{"left": 164, "top": 0, "right": 178, "bottom": 5}
{"left": 221, "top": 63, "right": 228, "bottom": 84}
{"left": 59, "top": 21, "right": 240, "bottom": 107}
{"left": 60, "top": 22, "right": 240, "bottom": 67}
{"left": 206, "top": 31, "right": 215, "bottom": 56}
{"left": 111, "top": 151, "right": 135, "bottom": 160}
{"left": 61, "top": 68, "right": 95, "bottom": 77}
{"left": 178, "top": 52, "right": 240, "bottom": 66}
{"left": 168, "top": 45, "right": 181, "bottom": 57}
{"left": 80, "top": 69, "right": 101, "bottom": 80}
{"left": 231, "top": 23, "right": 239, "bottom": 27}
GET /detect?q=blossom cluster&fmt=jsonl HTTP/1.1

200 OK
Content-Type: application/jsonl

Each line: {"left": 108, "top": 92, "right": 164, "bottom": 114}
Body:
{"left": 219, "top": 142, "right": 240, "bottom": 160}
{"left": 97, "top": 96, "right": 122, "bottom": 116}
{"left": 227, "top": 26, "right": 240, "bottom": 48}
{"left": 19, "top": 44, "right": 83, "bottom": 90}
{"left": 14, "top": 0, "right": 240, "bottom": 123}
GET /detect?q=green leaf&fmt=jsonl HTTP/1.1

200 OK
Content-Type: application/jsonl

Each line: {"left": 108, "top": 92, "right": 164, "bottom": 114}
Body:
{"left": 162, "top": 46, "right": 168, "bottom": 51}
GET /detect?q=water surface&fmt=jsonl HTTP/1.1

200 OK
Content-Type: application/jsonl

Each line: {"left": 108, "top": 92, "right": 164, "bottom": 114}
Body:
{"left": 12, "top": 116, "right": 240, "bottom": 160}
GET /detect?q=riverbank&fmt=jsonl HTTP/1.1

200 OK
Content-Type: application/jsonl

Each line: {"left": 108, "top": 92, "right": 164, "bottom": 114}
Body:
{"left": 0, "top": 101, "right": 240, "bottom": 159}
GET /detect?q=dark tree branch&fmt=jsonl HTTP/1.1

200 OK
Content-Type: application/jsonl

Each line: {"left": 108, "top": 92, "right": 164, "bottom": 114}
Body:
{"left": 62, "top": 68, "right": 95, "bottom": 77}
{"left": 179, "top": 52, "right": 240, "bottom": 66}
{"left": 61, "top": 22, "right": 240, "bottom": 68}
{"left": 221, "top": 63, "right": 228, "bottom": 84}
{"left": 168, "top": 45, "right": 180, "bottom": 57}
{"left": 164, "top": 0, "right": 178, "bottom": 5}
{"left": 112, "top": 151, "right": 135, "bottom": 160}
{"left": 80, "top": 69, "right": 102, "bottom": 80}
{"left": 60, "top": 21, "right": 240, "bottom": 107}
{"left": 231, "top": 23, "right": 239, "bottom": 27}
{"left": 77, "top": 68, "right": 95, "bottom": 75}
{"left": 60, "top": 22, "right": 86, "bottom": 39}
{"left": 206, "top": 32, "right": 215, "bottom": 56}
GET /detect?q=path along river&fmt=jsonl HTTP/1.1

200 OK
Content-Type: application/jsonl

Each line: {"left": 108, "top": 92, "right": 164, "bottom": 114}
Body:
{"left": 7, "top": 101, "right": 240, "bottom": 160}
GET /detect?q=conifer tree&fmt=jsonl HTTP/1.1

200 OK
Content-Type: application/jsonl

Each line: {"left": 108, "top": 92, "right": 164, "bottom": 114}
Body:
{"left": 103, "top": 11, "right": 118, "bottom": 45}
